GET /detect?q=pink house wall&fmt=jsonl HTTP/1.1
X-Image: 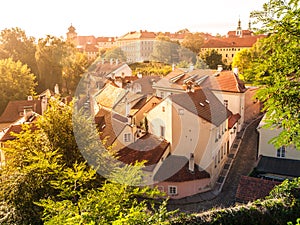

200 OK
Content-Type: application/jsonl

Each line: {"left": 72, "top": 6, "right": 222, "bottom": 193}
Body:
{"left": 155, "top": 178, "right": 211, "bottom": 199}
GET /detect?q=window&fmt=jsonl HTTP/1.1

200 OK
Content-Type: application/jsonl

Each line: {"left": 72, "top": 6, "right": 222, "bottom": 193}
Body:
{"left": 215, "top": 128, "right": 219, "bottom": 142}
{"left": 277, "top": 146, "right": 286, "bottom": 158}
{"left": 168, "top": 186, "right": 177, "bottom": 195}
{"left": 162, "top": 106, "right": 165, "bottom": 112}
{"left": 218, "top": 150, "right": 220, "bottom": 163}
{"left": 124, "top": 133, "right": 131, "bottom": 142}
{"left": 214, "top": 156, "right": 217, "bottom": 168}
{"left": 178, "top": 108, "right": 184, "bottom": 115}
{"left": 160, "top": 126, "right": 165, "bottom": 138}
{"left": 224, "top": 100, "right": 228, "bottom": 108}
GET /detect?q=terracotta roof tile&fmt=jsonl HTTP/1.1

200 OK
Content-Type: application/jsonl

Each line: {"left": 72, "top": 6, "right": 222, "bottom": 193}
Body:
{"left": 131, "top": 76, "right": 161, "bottom": 95}
{"left": 202, "top": 35, "right": 265, "bottom": 48}
{"left": 116, "top": 133, "right": 169, "bottom": 172}
{"left": 0, "top": 123, "right": 38, "bottom": 142}
{"left": 94, "top": 62, "right": 128, "bottom": 78}
{"left": 228, "top": 113, "right": 241, "bottom": 129}
{"left": 0, "top": 100, "right": 42, "bottom": 124}
{"left": 201, "top": 70, "right": 247, "bottom": 93}
{"left": 154, "top": 155, "right": 210, "bottom": 182}
{"left": 95, "top": 84, "right": 127, "bottom": 109}
{"left": 76, "top": 36, "right": 97, "bottom": 46}
{"left": 235, "top": 176, "right": 280, "bottom": 203}
{"left": 94, "top": 108, "right": 127, "bottom": 147}
{"left": 170, "top": 88, "right": 232, "bottom": 126}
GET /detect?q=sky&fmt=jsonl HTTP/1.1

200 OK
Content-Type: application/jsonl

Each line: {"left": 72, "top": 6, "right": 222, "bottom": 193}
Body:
{"left": 0, "top": 0, "right": 267, "bottom": 39}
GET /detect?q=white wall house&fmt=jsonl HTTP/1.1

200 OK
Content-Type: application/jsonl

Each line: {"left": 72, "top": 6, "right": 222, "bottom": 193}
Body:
{"left": 257, "top": 115, "right": 300, "bottom": 160}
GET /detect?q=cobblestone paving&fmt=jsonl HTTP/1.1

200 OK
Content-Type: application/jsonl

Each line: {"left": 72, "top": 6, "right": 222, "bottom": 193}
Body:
{"left": 167, "top": 117, "right": 262, "bottom": 213}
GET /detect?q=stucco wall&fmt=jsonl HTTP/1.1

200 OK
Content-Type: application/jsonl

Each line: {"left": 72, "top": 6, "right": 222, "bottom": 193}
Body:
{"left": 156, "top": 178, "right": 211, "bottom": 199}
{"left": 258, "top": 125, "right": 300, "bottom": 160}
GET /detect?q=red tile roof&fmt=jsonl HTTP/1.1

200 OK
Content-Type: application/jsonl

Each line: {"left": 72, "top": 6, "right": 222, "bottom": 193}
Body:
{"left": 235, "top": 176, "right": 280, "bottom": 203}
{"left": 154, "top": 155, "right": 210, "bottom": 182}
{"left": 94, "top": 108, "right": 127, "bottom": 147}
{"left": 131, "top": 76, "right": 161, "bottom": 95}
{"left": 0, "top": 123, "right": 38, "bottom": 142}
{"left": 96, "top": 37, "right": 116, "bottom": 42}
{"left": 76, "top": 36, "right": 97, "bottom": 46}
{"left": 228, "top": 113, "right": 241, "bottom": 129}
{"left": 119, "top": 30, "right": 156, "bottom": 40}
{"left": 116, "top": 133, "right": 169, "bottom": 172}
{"left": 202, "top": 35, "right": 265, "bottom": 48}
{"left": 170, "top": 88, "right": 232, "bottom": 126}
{"left": 202, "top": 70, "right": 247, "bottom": 93}
{"left": 0, "top": 100, "right": 42, "bottom": 123}
{"left": 84, "top": 43, "right": 98, "bottom": 52}
{"left": 95, "top": 62, "right": 128, "bottom": 77}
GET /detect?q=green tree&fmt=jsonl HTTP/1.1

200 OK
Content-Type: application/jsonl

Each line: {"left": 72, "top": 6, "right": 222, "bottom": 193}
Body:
{"left": 62, "top": 51, "right": 89, "bottom": 95}
{"left": 0, "top": 99, "right": 173, "bottom": 224}
{"left": 232, "top": 43, "right": 262, "bottom": 82}
{"left": 201, "top": 49, "right": 224, "bottom": 70}
{"left": 151, "top": 35, "right": 179, "bottom": 64}
{"left": 250, "top": 0, "right": 300, "bottom": 149}
{"left": 181, "top": 32, "right": 204, "bottom": 54}
{"left": 0, "top": 58, "right": 36, "bottom": 114}
{"left": 0, "top": 27, "right": 39, "bottom": 76}
{"left": 103, "top": 47, "right": 127, "bottom": 62}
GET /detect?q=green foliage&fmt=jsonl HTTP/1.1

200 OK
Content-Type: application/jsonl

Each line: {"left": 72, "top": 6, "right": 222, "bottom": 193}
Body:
{"left": 181, "top": 32, "right": 204, "bottom": 54}
{"left": 129, "top": 62, "right": 172, "bottom": 76}
{"left": 0, "top": 27, "right": 38, "bottom": 76}
{"left": 232, "top": 43, "right": 262, "bottom": 82}
{"left": 62, "top": 51, "right": 89, "bottom": 95}
{"left": 103, "top": 47, "right": 127, "bottom": 62}
{"left": 171, "top": 178, "right": 300, "bottom": 225}
{"left": 200, "top": 49, "right": 224, "bottom": 70}
{"left": 0, "top": 58, "right": 36, "bottom": 114}
{"left": 38, "top": 161, "right": 173, "bottom": 225}
{"left": 151, "top": 35, "right": 180, "bottom": 64}
{"left": 249, "top": 0, "right": 300, "bottom": 149}
{"left": 0, "top": 98, "right": 173, "bottom": 224}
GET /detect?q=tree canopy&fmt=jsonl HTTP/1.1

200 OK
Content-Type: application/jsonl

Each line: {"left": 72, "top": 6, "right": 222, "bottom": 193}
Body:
{"left": 0, "top": 99, "right": 173, "bottom": 224}
{"left": 249, "top": 0, "right": 300, "bottom": 149}
{"left": 0, "top": 58, "right": 36, "bottom": 114}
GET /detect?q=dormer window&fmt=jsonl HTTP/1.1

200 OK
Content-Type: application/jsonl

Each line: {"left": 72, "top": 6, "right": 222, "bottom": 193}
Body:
{"left": 124, "top": 133, "right": 131, "bottom": 142}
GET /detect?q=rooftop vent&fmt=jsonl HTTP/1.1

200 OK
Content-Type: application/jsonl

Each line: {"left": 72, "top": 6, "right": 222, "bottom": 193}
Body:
{"left": 183, "top": 74, "right": 198, "bottom": 84}
{"left": 199, "top": 102, "right": 205, "bottom": 107}
{"left": 169, "top": 73, "right": 185, "bottom": 83}
{"left": 205, "top": 99, "right": 210, "bottom": 104}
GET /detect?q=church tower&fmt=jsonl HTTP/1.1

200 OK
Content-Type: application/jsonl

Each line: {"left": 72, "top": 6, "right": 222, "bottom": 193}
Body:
{"left": 66, "top": 24, "right": 77, "bottom": 45}
{"left": 236, "top": 18, "right": 242, "bottom": 37}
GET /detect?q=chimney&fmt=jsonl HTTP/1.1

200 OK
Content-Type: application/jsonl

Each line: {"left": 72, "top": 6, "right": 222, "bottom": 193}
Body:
{"left": 189, "top": 64, "right": 194, "bottom": 72}
{"left": 27, "top": 96, "right": 33, "bottom": 101}
{"left": 189, "top": 153, "right": 194, "bottom": 172}
{"left": 102, "top": 58, "right": 105, "bottom": 64}
{"left": 137, "top": 72, "right": 142, "bottom": 78}
{"left": 110, "top": 58, "right": 113, "bottom": 65}
{"left": 41, "top": 96, "right": 48, "bottom": 115}
{"left": 125, "top": 101, "right": 130, "bottom": 117}
{"left": 233, "top": 67, "right": 239, "bottom": 75}
{"left": 172, "top": 63, "right": 175, "bottom": 71}
{"left": 54, "top": 84, "right": 59, "bottom": 95}
{"left": 116, "top": 58, "right": 119, "bottom": 65}
{"left": 217, "top": 65, "right": 223, "bottom": 72}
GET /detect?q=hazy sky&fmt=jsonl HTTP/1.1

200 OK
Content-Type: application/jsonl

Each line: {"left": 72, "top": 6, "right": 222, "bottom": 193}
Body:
{"left": 0, "top": 0, "right": 267, "bottom": 39}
